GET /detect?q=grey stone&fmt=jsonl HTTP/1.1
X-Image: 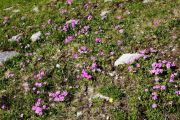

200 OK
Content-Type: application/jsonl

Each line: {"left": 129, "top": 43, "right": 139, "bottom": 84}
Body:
{"left": 0, "top": 51, "right": 19, "bottom": 64}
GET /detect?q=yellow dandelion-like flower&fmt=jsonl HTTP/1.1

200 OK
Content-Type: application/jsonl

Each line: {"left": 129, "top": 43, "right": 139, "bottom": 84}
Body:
{"left": 109, "top": 98, "right": 113, "bottom": 103}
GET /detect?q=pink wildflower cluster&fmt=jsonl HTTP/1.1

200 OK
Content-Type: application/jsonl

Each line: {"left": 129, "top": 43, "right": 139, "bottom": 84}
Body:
{"left": 169, "top": 73, "right": 177, "bottom": 82}
{"left": 49, "top": 91, "right": 68, "bottom": 102}
{"left": 150, "top": 60, "right": 175, "bottom": 75}
{"left": 152, "top": 92, "right": 158, "bottom": 100}
{"left": 78, "top": 46, "right": 88, "bottom": 54}
{"left": 153, "top": 85, "right": 166, "bottom": 91}
{"left": 64, "top": 36, "right": 74, "bottom": 44}
{"left": 139, "top": 48, "right": 157, "bottom": 54}
{"left": 81, "top": 69, "right": 92, "bottom": 79}
{"left": 32, "top": 99, "right": 46, "bottom": 116}
{"left": 88, "top": 62, "right": 97, "bottom": 70}
{"left": 34, "top": 70, "right": 45, "bottom": 80}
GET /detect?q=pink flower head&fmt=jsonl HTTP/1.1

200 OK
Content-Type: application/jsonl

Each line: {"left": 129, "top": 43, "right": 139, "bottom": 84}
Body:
{"left": 144, "top": 89, "right": 148, "bottom": 92}
{"left": 95, "top": 38, "right": 102, "bottom": 43}
{"left": 89, "top": 62, "right": 97, "bottom": 70}
{"left": 71, "top": 19, "right": 78, "bottom": 28}
{"left": 153, "top": 85, "right": 161, "bottom": 89}
{"left": 66, "top": 0, "right": 73, "bottom": 4}
{"left": 81, "top": 69, "right": 92, "bottom": 79}
{"left": 35, "top": 82, "right": 43, "bottom": 87}
{"left": 87, "top": 15, "right": 93, "bottom": 20}
{"left": 175, "top": 90, "right": 180, "bottom": 95}
{"left": 152, "top": 103, "right": 157, "bottom": 109}
{"left": 48, "top": 19, "right": 51, "bottom": 24}
{"left": 160, "top": 85, "right": 166, "bottom": 91}
{"left": 64, "top": 36, "right": 74, "bottom": 44}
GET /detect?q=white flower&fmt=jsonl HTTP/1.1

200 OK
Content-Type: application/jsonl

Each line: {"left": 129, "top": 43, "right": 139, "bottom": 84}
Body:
{"left": 31, "top": 31, "right": 41, "bottom": 42}
{"left": 114, "top": 53, "right": 143, "bottom": 66}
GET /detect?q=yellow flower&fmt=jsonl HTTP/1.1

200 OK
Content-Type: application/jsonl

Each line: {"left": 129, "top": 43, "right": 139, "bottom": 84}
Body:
{"left": 109, "top": 98, "right": 113, "bottom": 103}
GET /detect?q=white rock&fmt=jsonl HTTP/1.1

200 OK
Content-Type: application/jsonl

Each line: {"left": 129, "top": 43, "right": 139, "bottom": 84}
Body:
{"left": 76, "top": 111, "right": 83, "bottom": 117}
{"left": 114, "top": 53, "right": 143, "bottom": 66}
{"left": 100, "top": 10, "right": 110, "bottom": 17}
{"left": 0, "top": 51, "right": 19, "bottom": 64}
{"left": 56, "top": 64, "right": 60, "bottom": 68}
{"left": 31, "top": 31, "right": 41, "bottom": 42}
{"left": 8, "top": 33, "right": 22, "bottom": 42}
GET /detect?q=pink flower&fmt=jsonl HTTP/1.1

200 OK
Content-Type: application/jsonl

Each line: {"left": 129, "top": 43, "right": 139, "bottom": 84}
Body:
{"left": 144, "top": 89, "right": 148, "bottom": 92}
{"left": 152, "top": 103, "right": 157, "bottom": 109}
{"left": 87, "top": 15, "right": 93, "bottom": 20}
{"left": 95, "top": 38, "right": 102, "bottom": 43}
{"left": 160, "top": 85, "right": 166, "bottom": 91}
{"left": 48, "top": 19, "right": 51, "bottom": 24}
{"left": 153, "top": 85, "right": 161, "bottom": 89}
{"left": 175, "top": 90, "right": 180, "bottom": 95}
{"left": 64, "top": 36, "right": 74, "bottom": 44}
{"left": 81, "top": 70, "right": 92, "bottom": 79}
{"left": 66, "top": 0, "right": 73, "bottom": 4}
{"left": 35, "top": 82, "right": 43, "bottom": 87}
{"left": 32, "top": 99, "right": 46, "bottom": 115}
{"left": 152, "top": 95, "right": 158, "bottom": 100}
{"left": 136, "top": 64, "right": 141, "bottom": 68}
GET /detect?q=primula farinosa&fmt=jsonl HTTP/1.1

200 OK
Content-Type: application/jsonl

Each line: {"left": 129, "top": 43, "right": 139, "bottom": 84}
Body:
{"left": 49, "top": 91, "right": 68, "bottom": 102}
{"left": 152, "top": 103, "right": 157, "bottom": 109}
{"left": 175, "top": 90, "right": 180, "bottom": 95}
{"left": 95, "top": 38, "right": 102, "bottom": 43}
{"left": 60, "top": 9, "right": 67, "bottom": 14}
{"left": 35, "top": 82, "right": 43, "bottom": 87}
{"left": 81, "top": 69, "right": 92, "bottom": 79}
{"left": 62, "top": 24, "right": 69, "bottom": 32}
{"left": 153, "top": 84, "right": 161, "bottom": 89}
{"left": 32, "top": 99, "right": 46, "bottom": 116}
{"left": 169, "top": 73, "right": 177, "bottom": 82}
{"left": 34, "top": 70, "right": 45, "bottom": 80}
{"left": 87, "top": 15, "right": 93, "bottom": 20}
{"left": 152, "top": 92, "right": 158, "bottom": 100}
{"left": 136, "top": 64, "right": 141, "bottom": 68}
{"left": 66, "top": 0, "right": 73, "bottom": 4}
{"left": 71, "top": 20, "right": 78, "bottom": 28}
{"left": 89, "top": 62, "right": 97, "bottom": 70}
{"left": 78, "top": 46, "right": 88, "bottom": 54}
{"left": 80, "top": 26, "right": 90, "bottom": 35}
{"left": 64, "top": 36, "right": 74, "bottom": 44}
{"left": 144, "top": 88, "right": 148, "bottom": 92}
{"left": 47, "top": 19, "right": 51, "bottom": 24}
{"left": 73, "top": 54, "right": 79, "bottom": 59}
{"left": 160, "top": 85, "right": 166, "bottom": 91}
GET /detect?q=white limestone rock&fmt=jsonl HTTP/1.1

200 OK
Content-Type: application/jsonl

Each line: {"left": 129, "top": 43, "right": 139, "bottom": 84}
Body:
{"left": 0, "top": 51, "right": 19, "bottom": 64}
{"left": 31, "top": 31, "right": 41, "bottom": 42}
{"left": 114, "top": 53, "right": 143, "bottom": 66}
